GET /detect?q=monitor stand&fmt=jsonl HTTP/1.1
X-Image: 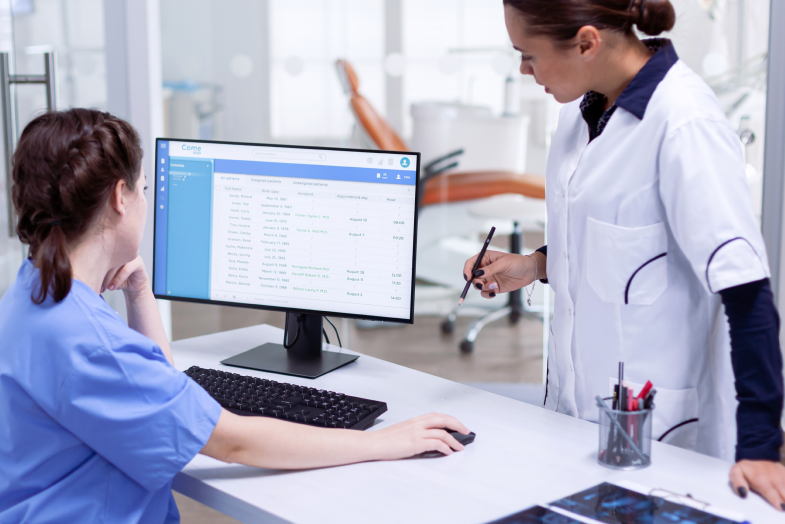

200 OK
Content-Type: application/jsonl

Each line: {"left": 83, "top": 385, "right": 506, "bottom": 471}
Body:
{"left": 220, "top": 313, "right": 359, "bottom": 379}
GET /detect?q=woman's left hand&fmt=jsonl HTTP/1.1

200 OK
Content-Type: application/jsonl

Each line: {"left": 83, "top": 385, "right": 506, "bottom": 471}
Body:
{"left": 730, "top": 459, "right": 785, "bottom": 511}
{"left": 101, "top": 256, "right": 150, "bottom": 298}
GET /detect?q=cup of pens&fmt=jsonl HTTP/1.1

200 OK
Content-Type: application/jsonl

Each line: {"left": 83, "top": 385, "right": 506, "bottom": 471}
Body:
{"left": 596, "top": 396, "right": 653, "bottom": 470}
{"left": 596, "top": 365, "right": 656, "bottom": 470}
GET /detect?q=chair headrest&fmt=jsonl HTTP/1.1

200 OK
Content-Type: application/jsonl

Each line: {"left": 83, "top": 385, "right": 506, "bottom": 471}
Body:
{"left": 350, "top": 95, "right": 408, "bottom": 152}
{"left": 335, "top": 59, "right": 359, "bottom": 95}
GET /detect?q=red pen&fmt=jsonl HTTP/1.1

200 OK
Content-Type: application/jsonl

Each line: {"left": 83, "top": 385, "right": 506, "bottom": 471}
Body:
{"left": 636, "top": 380, "right": 653, "bottom": 401}
{"left": 627, "top": 387, "right": 633, "bottom": 411}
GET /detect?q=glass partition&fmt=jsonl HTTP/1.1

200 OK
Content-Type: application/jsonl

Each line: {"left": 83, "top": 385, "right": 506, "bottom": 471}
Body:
{"left": 157, "top": 0, "right": 775, "bottom": 387}
{"left": 0, "top": 0, "right": 106, "bottom": 298}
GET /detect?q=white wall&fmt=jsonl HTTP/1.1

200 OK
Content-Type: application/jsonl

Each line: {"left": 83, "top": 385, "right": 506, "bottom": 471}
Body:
{"left": 160, "top": 0, "right": 271, "bottom": 143}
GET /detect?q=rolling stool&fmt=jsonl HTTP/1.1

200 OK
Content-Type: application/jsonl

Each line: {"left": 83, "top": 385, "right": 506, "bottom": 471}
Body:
{"left": 440, "top": 194, "right": 545, "bottom": 353}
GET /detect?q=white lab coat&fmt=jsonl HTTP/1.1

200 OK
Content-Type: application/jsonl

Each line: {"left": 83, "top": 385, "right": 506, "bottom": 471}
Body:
{"left": 543, "top": 60, "right": 770, "bottom": 461}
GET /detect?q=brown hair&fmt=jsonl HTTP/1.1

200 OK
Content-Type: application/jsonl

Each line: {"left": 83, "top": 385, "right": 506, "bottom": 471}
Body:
{"left": 12, "top": 108, "right": 143, "bottom": 304}
{"left": 503, "top": 0, "right": 676, "bottom": 41}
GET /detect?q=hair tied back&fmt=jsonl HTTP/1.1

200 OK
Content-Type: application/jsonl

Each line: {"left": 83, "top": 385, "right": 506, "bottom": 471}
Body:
{"left": 637, "top": 0, "right": 647, "bottom": 23}
{"left": 503, "top": 0, "right": 675, "bottom": 40}
{"left": 12, "top": 108, "right": 143, "bottom": 304}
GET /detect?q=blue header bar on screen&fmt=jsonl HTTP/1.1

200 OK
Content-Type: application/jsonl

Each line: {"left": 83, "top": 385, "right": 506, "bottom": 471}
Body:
{"left": 213, "top": 159, "right": 416, "bottom": 185}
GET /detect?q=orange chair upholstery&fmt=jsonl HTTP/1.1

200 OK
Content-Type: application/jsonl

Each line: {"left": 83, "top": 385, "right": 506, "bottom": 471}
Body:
{"left": 350, "top": 96, "right": 408, "bottom": 152}
{"left": 421, "top": 171, "right": 545, "bottom": 206}
{"left": 335, "top": 59, "right": 545, "bottom": 207}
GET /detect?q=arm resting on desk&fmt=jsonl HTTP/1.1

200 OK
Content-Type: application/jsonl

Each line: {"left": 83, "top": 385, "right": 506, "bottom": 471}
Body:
{"left": 200, "top": 410, "right": 469, "bottom": 470}
{"left": 722, "top": 279, "right": 785, "bottom": 511}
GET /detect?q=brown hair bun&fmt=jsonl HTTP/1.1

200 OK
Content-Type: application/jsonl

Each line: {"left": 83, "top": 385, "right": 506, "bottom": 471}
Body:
{"left": 635, "top": 0, "right": 676, "bottom": 36}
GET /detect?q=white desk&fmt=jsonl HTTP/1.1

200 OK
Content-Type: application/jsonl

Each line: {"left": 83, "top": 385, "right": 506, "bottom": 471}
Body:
{"left": 172, "top": 324, "right": 778, "bottom": 523}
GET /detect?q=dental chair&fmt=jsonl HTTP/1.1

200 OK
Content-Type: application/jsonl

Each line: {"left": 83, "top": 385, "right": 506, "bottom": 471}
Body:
{"left": 335, "top": 59, "right": 546, "bottom": 353}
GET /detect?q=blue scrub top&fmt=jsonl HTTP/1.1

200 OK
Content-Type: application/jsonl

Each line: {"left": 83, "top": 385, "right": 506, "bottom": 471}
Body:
{"left": 0, "top": 260, "right": 222, "bottom": 523}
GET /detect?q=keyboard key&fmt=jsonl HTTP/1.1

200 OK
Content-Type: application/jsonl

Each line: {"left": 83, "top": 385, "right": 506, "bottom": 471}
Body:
{"left": 281, "top": 397, "right": 303, "bottom": 409}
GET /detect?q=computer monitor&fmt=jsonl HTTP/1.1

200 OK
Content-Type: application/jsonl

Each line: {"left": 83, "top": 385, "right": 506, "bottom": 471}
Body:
{"left": 153, "top": 138, "right": 420, "bottom": 378}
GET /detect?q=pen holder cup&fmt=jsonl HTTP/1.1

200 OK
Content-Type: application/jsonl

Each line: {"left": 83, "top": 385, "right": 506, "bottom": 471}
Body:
{"left": 597, "top": 399, "right": 653, "bottom": 470}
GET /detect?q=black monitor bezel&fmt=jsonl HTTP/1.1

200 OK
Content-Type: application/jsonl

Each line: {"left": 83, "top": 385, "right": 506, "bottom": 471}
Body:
{"left": 153, "top": 137, "right": 420, "bottom": 325}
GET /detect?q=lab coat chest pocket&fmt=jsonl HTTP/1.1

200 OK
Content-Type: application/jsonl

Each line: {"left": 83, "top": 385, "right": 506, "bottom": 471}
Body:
{"left": 587, "top": 218, "right": 668, "bottom": 305}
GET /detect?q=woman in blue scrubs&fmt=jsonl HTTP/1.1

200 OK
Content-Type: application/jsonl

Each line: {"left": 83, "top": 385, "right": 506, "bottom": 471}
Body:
{"left": 0, "top": 109, "right": 469, "bottom": 523}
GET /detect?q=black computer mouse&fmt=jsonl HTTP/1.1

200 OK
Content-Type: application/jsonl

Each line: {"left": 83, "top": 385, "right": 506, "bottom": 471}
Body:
{"left": 443, "top": 428, "right": 476, "bottom": 446}
{"left": 415, "top": 429, "right": 476, "bottom": 458}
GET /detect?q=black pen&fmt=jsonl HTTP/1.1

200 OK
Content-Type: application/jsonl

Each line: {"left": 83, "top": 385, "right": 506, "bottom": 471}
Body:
{"left": 644, "top": 389, "right": 657, "bottom": 410}
{"left": 459, "top": 226, "right": 496, "bottom": 306}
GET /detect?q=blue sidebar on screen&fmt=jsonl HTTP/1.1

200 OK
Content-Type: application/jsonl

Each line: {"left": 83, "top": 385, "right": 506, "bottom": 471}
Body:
{"left": 153, "top": 141, "right": 169, "bottom": 296}
{"left": 165, "top": 157, "right": 214, "bottom": 299}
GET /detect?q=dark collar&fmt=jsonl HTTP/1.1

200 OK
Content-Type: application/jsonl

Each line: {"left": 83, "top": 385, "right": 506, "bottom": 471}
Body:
{"left": 580, "top": 39, "right": 679, "bottom": 137}
{"left": 615, "top": 38, "right": 679, "bottom": 119}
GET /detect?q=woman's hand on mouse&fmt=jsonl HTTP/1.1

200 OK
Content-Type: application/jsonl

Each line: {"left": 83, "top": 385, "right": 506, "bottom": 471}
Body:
{"left": 370, "top": 413, "right": 469, "bottom": 460}
{"left": 730, "top": 459, "right": 785, "bottom": 511}
{"left": 463, "top": 250, "right": 543, "bottom": 298}
{"left": 101, "top": 256, "right": 150, "bottom": 298}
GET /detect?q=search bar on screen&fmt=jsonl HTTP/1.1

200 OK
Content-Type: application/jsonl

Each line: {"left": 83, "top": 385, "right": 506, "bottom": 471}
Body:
{"left": 252, "top": 149, "right": 326, "bottom": 162}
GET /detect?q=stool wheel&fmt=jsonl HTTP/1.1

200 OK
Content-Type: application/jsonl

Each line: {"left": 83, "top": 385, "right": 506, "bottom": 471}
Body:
{"left": 459, "top": 340, "right": 474, "bottom": 354}
{"left": 440, "top": 319, "right": 455, "bottom": 335}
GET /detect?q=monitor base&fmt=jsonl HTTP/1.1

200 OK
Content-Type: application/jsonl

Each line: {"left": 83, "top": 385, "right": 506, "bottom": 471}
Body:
{"left": 221, "top": 342, "right": 359, "bottom": 379}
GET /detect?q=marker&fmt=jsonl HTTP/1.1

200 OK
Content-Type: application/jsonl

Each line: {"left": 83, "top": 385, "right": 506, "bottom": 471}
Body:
{"left": 620, "top": 384, "right": 627, "bottom": 412}
{"left": 636, "top": 380, "right": 653, "bottom": 401}
{"left": 644, "top": 389, "right": 657, "bottom": 410}
{"left": 459, "top": 226, "right": 496, "bottom": 306}
{"left": 612, "top": 384, "right": 620, "bottom": 410}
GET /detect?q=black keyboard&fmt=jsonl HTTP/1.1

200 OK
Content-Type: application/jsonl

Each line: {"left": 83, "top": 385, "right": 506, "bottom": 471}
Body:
{"left": 185, "top": 366, "right": 387, "bottom": 430}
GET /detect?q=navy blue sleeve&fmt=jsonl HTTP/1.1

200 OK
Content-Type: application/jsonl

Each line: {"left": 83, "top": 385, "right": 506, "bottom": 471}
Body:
{"left": 720, "top": 278, "right": 783, "bottom": 462}
{"left": 535, "top": 246, "right": 548, "bottom": 284}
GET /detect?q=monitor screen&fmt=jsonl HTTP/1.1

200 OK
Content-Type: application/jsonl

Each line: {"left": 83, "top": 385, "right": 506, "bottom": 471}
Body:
{"left": 153, "top": 139, "right": 419, "bottom": 323}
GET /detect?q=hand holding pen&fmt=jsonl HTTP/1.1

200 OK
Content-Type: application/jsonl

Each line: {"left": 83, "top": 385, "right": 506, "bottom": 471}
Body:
{"left": 461, "top": 231, "right": 544, "bottom": 301}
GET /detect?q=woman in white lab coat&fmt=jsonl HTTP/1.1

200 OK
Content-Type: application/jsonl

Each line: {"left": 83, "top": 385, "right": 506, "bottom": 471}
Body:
{"left": 465, "top": 0, "right": 785, "bottom": 510}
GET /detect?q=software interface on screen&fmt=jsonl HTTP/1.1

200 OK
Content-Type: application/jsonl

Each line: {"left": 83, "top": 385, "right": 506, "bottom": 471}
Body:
{"left": 153, "top": 140, "right": 418, "bottom": 321}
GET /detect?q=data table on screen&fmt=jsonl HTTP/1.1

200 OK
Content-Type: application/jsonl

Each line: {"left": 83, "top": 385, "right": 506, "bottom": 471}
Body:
{"left": 208, "top": 173, "right": 415, "bottom": 319}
